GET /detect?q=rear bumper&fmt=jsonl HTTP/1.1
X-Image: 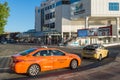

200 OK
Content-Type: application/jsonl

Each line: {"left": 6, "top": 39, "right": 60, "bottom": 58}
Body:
{"left": 82, "top": 53, "right": 98, "bottom": 59}
{"left": 10, "top": 62, "right": 29, "bottom": 74}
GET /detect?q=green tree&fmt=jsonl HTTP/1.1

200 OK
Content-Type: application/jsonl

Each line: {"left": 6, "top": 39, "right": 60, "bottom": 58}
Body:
{"left": 0, "top": 2, "right": 10, "bottom": 34}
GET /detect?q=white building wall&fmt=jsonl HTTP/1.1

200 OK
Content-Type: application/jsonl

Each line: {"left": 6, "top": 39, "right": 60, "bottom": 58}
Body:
{"left": 55, "top": 6, "right": 62, "bottom": 32}
{"left": 71, "top": 0, "right": 120, "bottom": 17}
{"left": 91, "top": 0, "right": 120, "bottom": 17}
{"left": 61, "top": 4, "right": 87, "bottom": 33}
{"left": 62, "top": 5, "right": 71, "bottom": 32}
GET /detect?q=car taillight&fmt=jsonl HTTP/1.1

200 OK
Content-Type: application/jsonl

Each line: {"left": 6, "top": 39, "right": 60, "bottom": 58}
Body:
{"left": 94, "top": 49, "right": 99, "bottom": 53}
{"left": 13, "top": 59, "right": 24, "bottom": 63}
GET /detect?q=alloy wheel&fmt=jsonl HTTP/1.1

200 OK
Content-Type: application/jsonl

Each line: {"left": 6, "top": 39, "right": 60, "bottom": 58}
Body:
{"left": 28, "top": 64, "right": 40, "bottom": 76}
{"left": 70, "top": 60, "right": 78, "bottom": 69}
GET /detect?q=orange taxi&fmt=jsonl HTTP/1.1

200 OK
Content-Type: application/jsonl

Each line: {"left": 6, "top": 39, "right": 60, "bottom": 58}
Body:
{"left": 10, "top": 47, "right": 81, "bottom": 76}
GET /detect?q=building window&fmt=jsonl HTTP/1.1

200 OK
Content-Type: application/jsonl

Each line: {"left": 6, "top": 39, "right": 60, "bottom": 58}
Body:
{"left": 45, "top": 7, "right": 47, "bottom": 10}
{"left": 109, "top": 2, "right": 119, "bottom": 11}
{"left": 70, "top": 0, "right": 81, "bottom": 4}
{"left": 48, "top": 6, "right": 50, "bottom": 10}
{"left": 50, "top": 5, "right": 52, "bottom": 9}
{"left": 45, "top": 4, "right": 55, "bottom": 11}
{"left": 46, "top": 24, "right": 49, "bottom": 28}
{"left": 48, "top": 14, "right": 50, "bottom": 19}
{"left": 45, "top": 14, "right": 49, "bottom": 20}
{"left": 56, "top": 1, "right": 62, "bottom": 6}
{"left": 38, "top": 9, "right": 40, "bottom": 13}
{"left": 56, "top": 0, "right": 70, "bottom": 6}
{"left": 45, "top": 12, "right": 55, "bottom": 20}
{"left": 50, "top": 23, "right": 55, "bottom": 28}
{"left": 52, "top": 4, "right": 55, "bottom": 8}
{"left": 50, "top": 13, "right": 52, "bottom": 19}
{"left": 52, "top": 12, "right": 55, "bottom": 18}
{"left": 62, "top": 0, "right": 70, "bottom": 4}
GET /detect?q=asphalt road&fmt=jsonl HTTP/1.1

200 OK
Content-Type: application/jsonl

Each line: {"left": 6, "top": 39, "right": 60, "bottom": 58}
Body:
{"left": 0, "top": 44, "right": 119, "bottom": 80}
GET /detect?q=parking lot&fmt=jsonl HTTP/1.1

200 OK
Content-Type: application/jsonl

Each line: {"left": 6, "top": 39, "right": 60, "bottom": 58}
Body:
{"left": 0, "top": 44, "right": 119, "bottom": 80}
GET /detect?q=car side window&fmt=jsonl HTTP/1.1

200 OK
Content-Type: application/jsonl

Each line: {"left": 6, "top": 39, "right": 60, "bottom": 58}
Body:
{"left": 33, "top": 52, "right": 40, "bottom": 56}
{"left": 33, "top": 50, "right": 51, "bottom": 56}
{"left": 40, "top": 50, "right": 48, "bottom": 56}
{"left": 50, "top": 50, "right": 65, "bottom": 56}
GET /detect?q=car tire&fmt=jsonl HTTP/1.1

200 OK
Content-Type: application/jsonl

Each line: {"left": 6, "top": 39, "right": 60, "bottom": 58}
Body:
{"left": 27, "top": 64, "right": 40, "bottom": 76}
{"left": 98, "top": 54, "right": 102, "bottom": 61}
{"left": 70, "top": 59, "right": 78, "bottom": 70}
{"left": 106, "top": 52, "right": 109, "bottom": 58}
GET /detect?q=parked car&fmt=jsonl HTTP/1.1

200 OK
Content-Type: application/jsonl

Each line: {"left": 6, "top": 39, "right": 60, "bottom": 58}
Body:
{"left": 10, "top": 47, "right": 81, "bottom": 76}
{"left": 0, "top": 37, "right": 7, "bottom": 44}
{"left": 0, "top": 40, "right": 7, "bottom": 44}
{"left": 81, "top": 44, "right": 109, "bottom": 61}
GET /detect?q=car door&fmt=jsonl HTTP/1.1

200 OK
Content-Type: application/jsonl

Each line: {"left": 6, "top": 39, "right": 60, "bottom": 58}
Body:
{"left": 102, "top": 46, "right": 108, "bottom": 57}
{"left": 49, "top": 50, "right": 69, "bottom": 69}
{"left": 101, "top": 46, "right": 108, "bottom": 57}
{"left": 33, "top": 50, "right": 53, "bottom": 71}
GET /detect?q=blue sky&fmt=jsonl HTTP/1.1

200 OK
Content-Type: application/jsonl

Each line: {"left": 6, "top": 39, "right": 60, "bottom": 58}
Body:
{"left": 0, "top": 0, "right": 45, "bottom": 32}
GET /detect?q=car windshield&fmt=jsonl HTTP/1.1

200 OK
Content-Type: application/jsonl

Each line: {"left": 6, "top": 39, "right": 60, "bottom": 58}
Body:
{"left": 19, "top": 48, "right": 37, "bottom": 56}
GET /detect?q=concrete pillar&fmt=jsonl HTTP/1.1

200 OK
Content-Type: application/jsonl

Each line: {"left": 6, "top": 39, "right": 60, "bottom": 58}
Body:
{"left": 69, "top": 32, "right": 71, "bottom": 38}
{"left": 107, "top": 20, "right": 111, "bottom": 26}
{"left": 85, "top": 17, "right": 89, "bottom": 29}
{"left": 110, "top": 37, "right": 113, "bottom": 43}
{"left": 116, "top": 17, "right": 119, "bottom": 42}
{"left": 61, "top": 32, "right": 64, "bottom": 38}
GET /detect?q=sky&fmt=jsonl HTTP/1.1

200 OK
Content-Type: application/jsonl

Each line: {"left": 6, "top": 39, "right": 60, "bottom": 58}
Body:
{"left": 0, "top": 0, "right": 45, "bottom": 32}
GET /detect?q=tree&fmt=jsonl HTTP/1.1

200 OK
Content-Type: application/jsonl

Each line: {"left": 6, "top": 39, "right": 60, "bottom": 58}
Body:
{"left": 0, "top": 2, "right": 10, "bottom": 34}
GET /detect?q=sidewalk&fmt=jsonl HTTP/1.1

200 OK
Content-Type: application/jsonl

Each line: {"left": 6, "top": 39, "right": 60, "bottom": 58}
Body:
{"left": 66, "top": 42, "right": 120, "bottom": 49}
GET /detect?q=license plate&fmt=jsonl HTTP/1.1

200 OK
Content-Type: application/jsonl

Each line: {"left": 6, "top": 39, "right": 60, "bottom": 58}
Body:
{"left": 86, "top": 51, "right": 90, "bottom": 53}
{"left": 85, "top": 51, "right": 93, "bottom": 54}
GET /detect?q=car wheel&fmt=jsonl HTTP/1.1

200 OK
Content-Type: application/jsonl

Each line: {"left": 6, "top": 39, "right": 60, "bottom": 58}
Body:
{"left": 98, "top": 54, "right": 102, "bottom": 61}
{"left": 28, "top": 64, "right": 40, "bottom": 76}
{"left": 70, "top": 59, "right": 78, "bottom": 69}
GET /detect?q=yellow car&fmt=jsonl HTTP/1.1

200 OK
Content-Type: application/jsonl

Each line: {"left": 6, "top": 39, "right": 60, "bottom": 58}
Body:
{"left": 81, "top": 44, "right": 109, "bottom": 61}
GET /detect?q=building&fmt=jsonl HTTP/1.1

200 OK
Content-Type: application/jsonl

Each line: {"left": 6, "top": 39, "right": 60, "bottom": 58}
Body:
{"left": 35, "top": 0, "right": 120, "bottom": 44}
{"left": 35, "top": 0, "right": 81, "bottom": 38}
